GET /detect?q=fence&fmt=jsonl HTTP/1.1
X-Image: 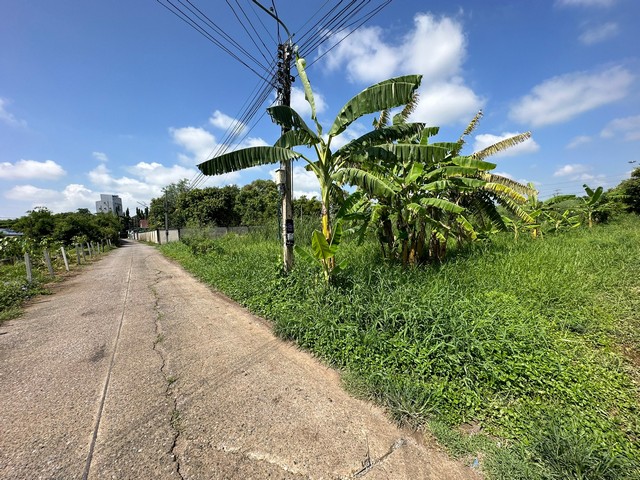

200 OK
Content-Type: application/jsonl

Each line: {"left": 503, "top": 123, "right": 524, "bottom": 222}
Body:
{"left": 131, "top": 229, "right": 181, "bottom": 244}
{"left": 0, "top": 239, "right": 115, "bottom": 284}
{"left": 132, "top": 226, "right": 258, "bottom": 244}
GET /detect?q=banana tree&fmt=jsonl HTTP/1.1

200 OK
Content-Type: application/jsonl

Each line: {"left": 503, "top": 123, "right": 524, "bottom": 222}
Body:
{"left": 198, "top": 54, "right": 422, "bottom": 245}
{"left": 336, "top": 112, "right": 535, "bottom": 265}
{"left": 582, "top": 183, "right": 604, "bottom": 228}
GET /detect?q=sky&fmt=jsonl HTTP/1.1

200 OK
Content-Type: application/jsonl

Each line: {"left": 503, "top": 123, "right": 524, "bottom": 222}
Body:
{"left": 1, "top": 0, "right": 639, "bottom": 219}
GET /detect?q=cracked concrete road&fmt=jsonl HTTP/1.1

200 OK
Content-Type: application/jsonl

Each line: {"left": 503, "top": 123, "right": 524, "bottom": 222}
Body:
{"left": 0, "top": 240, "right": 480, "bottom": 479}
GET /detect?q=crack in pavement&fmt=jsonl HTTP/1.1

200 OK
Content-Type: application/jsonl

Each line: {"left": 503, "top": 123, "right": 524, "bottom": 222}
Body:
{"left": 151, "top": 271, "right": 185, "bottom": 480}
{"left": 352, "top": 438, "right": 407, "bottom": 478}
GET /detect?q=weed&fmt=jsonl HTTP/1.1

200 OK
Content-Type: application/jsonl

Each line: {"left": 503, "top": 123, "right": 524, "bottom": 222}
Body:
{"left": 159, "top": 215, "right": 640, "bottom": 478}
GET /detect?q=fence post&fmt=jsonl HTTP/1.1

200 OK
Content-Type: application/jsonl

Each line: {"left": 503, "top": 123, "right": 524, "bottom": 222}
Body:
{"left": 24, "top": 252, "right": 33, "bottom": 283}
{"left": 157, "top": 229, "right": 161, "bottom": 244}
{"left": 43, "top": 249, "right": 55, "bottom": 277}
{"left": 87, "top": 242, "right": 93, "bottom": 258}
{"left": 60, "top": 246, "right": 70, "bottom": 272}
{"left": 76, "top": 244, "right": 81, "bottom": 264}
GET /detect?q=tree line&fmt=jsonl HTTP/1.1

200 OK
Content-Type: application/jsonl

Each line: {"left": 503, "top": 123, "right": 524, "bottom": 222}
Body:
{"left": 146, "top": 179, "right": 322, "bottom": 230}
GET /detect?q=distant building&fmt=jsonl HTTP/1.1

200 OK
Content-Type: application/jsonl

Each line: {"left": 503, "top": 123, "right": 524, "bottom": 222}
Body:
{"left": 95, "top": 194, "right": 123, "bottom": 216}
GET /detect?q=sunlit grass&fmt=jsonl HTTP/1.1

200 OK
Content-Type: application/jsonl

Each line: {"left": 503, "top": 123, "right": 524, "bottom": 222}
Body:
{"left": 160, "top": 215, "right": 640, "bottom": 479}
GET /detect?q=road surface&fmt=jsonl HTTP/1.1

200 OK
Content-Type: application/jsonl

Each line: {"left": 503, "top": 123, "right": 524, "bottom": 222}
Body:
{"left": 0, "top": 240, "right": 478, "bottom": 479}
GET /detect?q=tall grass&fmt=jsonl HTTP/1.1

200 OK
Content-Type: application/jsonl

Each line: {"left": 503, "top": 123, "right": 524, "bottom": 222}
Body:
{"left": 160, "top": 215, "right": 640, "bottom": 479}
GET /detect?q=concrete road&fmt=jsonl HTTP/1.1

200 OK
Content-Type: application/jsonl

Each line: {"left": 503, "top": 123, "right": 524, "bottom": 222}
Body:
{"left": 0, "top": 240, "right": 478, "bottom": 479}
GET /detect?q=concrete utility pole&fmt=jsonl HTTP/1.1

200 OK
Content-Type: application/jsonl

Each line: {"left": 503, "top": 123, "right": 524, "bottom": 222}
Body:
{"left": 278, "top": 41, "right": 294, "bottom": 271}
{"left": 164, "top": 189, "right": 169, "bottom": 244}
{"left": 251, "top": 0, "right": 294, "bottom": 271}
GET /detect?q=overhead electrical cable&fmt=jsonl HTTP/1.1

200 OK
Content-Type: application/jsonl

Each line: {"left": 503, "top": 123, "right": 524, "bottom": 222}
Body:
{"left": 156, "top": 0, "right": 275, "bottom": 84}
{"left": 247, "top": 0, "right": 278, "bottom": 44}
{"left": 227, "top": 0, "right": 274, "bottom": 66}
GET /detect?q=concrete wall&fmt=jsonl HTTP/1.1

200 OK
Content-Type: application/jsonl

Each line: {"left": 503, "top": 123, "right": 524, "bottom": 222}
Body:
{"left": 134, "top": 229, "right": 181, "bottom": 244}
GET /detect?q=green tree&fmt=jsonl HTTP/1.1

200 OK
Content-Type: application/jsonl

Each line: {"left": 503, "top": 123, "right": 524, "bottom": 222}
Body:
{"left": 177, "top": 185, "right": 241, "bottom": 227}
{"left": 617, "top": 167, "right": 640, "bottom": 214}
{"left": 149, "top": 179, "right": 190, "bottom": 228}
{"left": 234, "top": 180, "right": 279, "bottom": 226}
{"left": 338, "top": 112, "right": 534, "bottom": 265}
{"left": 13, "top": 207, "right": 55, "bottom": 241}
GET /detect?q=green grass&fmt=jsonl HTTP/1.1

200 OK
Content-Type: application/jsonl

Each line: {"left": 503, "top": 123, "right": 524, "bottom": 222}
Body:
{"left": 0, "top": 262, "right": 49, "bottom": 323}
{"left": 159, "top": 215, "right": 640, "bottom": 479}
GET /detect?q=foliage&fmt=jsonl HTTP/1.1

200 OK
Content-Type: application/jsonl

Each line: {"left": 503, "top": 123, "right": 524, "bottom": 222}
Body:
{"left": 234, "top": 179, "right": 279, "bottom": 226}
{"left": 615, "top": 167, "right": 640, "bottom": 214}
{"left": 0, "top": 262, "right": 48, "bottom": 323}
{"left": 11, "top": 207, "right": 121, "bottom": 245}
{"left": 13, "top": 207, "right": 56, "bottom": 240}
{"left": 177, "top": 185, "right": 242, "bottom": 227}
{"left": 148, "top": 179, "right": 190, "bottom": 228}
{"left": 197, "top": 54, "right": 422, "bottom": 248}
{"left": 160, "top": 216, "right": 640, "bottom": 479}
{"left": 338, "top": 111, "right": 534, "bottom": 266}
{"left": 295, "top": 221, "right": 346, "bottom": 283}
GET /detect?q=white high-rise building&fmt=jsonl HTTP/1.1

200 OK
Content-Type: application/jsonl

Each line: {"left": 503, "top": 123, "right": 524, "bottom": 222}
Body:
{"left": 95, "top": 194, "right": 123, "bottom": 216}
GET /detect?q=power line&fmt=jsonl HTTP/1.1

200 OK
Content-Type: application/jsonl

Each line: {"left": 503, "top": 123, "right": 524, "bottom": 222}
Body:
{"left": 227, "top": 0, "right": 274, "bottom": 66}
{"left": 156, "top": 0, "right": 275, "bottom": 84}
{"left": 162, "top": 0, "right": 394, "bottom": 194}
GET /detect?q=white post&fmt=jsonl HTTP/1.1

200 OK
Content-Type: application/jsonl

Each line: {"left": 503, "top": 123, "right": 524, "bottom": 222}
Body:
{"left": 60, "top": 246, "right": 70, "bottom": 271}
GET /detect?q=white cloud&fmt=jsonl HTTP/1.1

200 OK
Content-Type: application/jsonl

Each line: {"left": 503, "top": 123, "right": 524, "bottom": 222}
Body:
{"left": 5, "top": 184, "right": 58, "bottom": 202}
{"left": 170, "top": 126, "right": 217, "bottom": 164}
{"left": 556, "top": 0, "right": 615, "bottom": 7}
{"left": 0, "top": 98, "right": 26, "bottom": 127}
{"left": 579, "top": 22, "right": 619, "bottom": 45}
{"left": 601, "top": 115, "right": 640, "bottom": 141}
{"left": 4, "top": 183, "right": 98, "bottom": 214}
{"left": 321, "top": 13, "right": 484, "bottom": 126}
{"left": 0, "top": 159, "right": 66, "bottom": 180}
{"left": 92, "top": 151, "right": 108, "bottom": 163}
{"left": 412, "top": 80, "right": 484, "bottom": 126}
{"left": 510, "top": 66, "right": 634, "bottom": 127}
{"left": 473, "top": 132, "right": 540, "bottom": 158}
{"left": 323, "top": 26, "right": 397, "bottom": 83}
{"left": 554, "top": 163, "right": 590, "bottom": 177}
{"left": 209, "top": 110, "right": 247, "bottom": 134}
{"left": 566, "top": 135, "right": 592, "bottom": 149}
{"left": 170, "top": 125, "right": 268, "bottom": 165}
{"left": 290, "top": 86, "right": 327, "bottom": 119}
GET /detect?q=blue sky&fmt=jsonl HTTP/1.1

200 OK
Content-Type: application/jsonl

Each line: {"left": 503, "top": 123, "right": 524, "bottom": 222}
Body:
{"left": 1, "top": 0, "right": 639, "bottom": 219}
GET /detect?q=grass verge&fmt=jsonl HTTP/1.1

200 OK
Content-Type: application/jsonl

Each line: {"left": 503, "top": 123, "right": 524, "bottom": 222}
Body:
{"left": 159, "top": 215, "right": 640, "bottom": 479}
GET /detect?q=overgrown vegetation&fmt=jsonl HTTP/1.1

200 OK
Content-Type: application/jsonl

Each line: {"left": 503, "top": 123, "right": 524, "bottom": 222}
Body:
{"left": 152, "top": 55, "right": 640, "bottom": 478}
{"left": 161, "top": 215, "right": 640, "bottom": 479}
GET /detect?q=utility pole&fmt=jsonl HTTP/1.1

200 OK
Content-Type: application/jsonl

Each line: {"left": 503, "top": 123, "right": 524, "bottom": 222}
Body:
{"left": 164, "top": 189, "right": 169, "bottom": 244}
{"left": 277, "top": 41, "right": 294, "bottom": 271}
{"left": 252, "top": 0, "right": 294, "bottom": 271}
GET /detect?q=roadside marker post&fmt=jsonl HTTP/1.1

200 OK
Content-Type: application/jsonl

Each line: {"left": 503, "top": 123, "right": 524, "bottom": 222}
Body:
{"left": 60, "top": 246, "right": 70, "bottom": 272}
